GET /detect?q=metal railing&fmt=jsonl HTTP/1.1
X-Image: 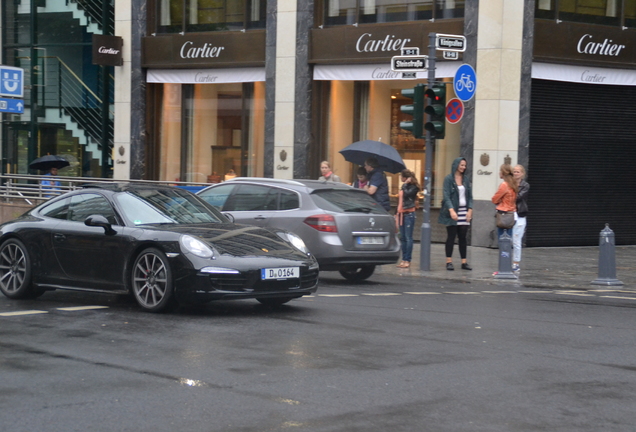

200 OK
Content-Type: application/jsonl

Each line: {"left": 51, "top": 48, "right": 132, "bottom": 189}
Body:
{"left": 0, "top": 174, "right": 211, "bottom": 205}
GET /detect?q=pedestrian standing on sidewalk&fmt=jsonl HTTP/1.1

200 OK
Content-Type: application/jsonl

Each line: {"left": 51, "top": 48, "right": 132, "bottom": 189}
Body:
{"left": 318, "top": 161, "right": 342, "bottom": 182}
{"left": 363, "top": 157, "right": 391, "bottom": 211}
{"left": 353, "top": 167, "right": 369, "bottom": 189}
{"left": 512, "top": 164, "right": 530, "bottom": 272}
{"left": 491, "top": 164, "right": 518, "bottom": 244}
{"left": 396, "top": 169, "right": 420, "bottom": 269}
{"left": 438, "top": 157, "right": 473, "bottom": 271}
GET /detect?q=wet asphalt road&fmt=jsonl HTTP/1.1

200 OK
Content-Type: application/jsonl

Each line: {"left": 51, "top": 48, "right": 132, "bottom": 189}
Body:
{"left": 2, "top": 272, "right": 636, "bottom": 432}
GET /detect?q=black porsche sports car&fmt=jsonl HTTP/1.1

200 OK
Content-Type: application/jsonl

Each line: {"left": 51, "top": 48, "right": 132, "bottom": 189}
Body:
{"left": 0, "top": 184, "right": 319, "bottom": 312}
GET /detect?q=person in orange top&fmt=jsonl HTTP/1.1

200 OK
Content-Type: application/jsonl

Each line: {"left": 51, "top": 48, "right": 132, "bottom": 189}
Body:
{"left": 491, "top": 164, "right": 518, "bottom": 241}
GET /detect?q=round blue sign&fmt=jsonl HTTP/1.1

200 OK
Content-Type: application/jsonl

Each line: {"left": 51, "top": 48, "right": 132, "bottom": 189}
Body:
{"left": 453, "top": 64, "right": 477, "bottom": 102}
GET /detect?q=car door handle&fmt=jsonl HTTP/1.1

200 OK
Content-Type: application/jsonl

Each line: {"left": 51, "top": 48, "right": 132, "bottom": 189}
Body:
{"left": 53, "top": 233, "right": 66, "bottom": 242}
{"left": 253, "top": 215, "right": 267, "bottom": 220}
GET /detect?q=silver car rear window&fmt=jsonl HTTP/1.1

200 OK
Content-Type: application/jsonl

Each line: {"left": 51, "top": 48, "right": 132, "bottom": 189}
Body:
{"left": 310, "top": 189, "right": 389, "bottom": 214}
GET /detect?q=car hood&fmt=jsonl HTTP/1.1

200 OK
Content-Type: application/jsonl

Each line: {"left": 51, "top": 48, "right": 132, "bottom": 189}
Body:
{"left": 145, "top": 223, "right": 308, "bottom": 258}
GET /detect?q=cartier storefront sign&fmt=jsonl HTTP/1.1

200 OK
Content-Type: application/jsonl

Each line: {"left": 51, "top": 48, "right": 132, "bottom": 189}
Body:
{"left": 310, "top": 21, "right": 464, "bottom": 64}
{"left": 534, "top": 20, "right": 636, "bottom": 67}
{"left": 142, "top": 31, "right": 266, "bottom": 69}
{"left": 92, "top": 35, "right": 123, "bottom": 66}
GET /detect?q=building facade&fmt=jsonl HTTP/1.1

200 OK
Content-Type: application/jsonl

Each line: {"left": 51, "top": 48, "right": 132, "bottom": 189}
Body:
{"left": 2, "top": 0, "right": 636, "bottom": 246}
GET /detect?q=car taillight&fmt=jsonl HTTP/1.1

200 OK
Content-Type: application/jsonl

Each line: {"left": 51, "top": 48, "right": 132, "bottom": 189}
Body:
{"left": 304, "top": 215, "right": 337, "bottom": 232}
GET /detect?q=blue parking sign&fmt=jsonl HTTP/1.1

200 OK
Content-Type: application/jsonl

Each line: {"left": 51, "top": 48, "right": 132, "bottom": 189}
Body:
{"left": 0, "top": 66, "right": 24, "bottom": 98}
{"left": 453, "top": 64, "right": 476, "bottom": 102}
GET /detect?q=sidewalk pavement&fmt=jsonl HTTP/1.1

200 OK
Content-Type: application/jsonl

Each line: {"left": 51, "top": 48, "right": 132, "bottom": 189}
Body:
{"left": 373, "top": 243, "right": 636, "bottom": 291}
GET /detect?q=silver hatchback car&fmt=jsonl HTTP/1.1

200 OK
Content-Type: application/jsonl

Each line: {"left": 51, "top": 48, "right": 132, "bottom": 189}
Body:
{"left": 197, "top": 178, "right": 401, "bottom": 281}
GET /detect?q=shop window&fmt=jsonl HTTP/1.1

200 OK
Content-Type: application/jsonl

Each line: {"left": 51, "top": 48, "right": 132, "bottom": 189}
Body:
{"left": 323, "top": 0, "right": 463, "bottom": 26}
{"left": 537, "top": 0, "right": 628, "bottom": 26}
{"left": 157, "top": 0, "right": 265, "bottom": 33}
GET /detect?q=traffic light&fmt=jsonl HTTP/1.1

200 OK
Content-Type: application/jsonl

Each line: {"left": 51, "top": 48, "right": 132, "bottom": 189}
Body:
{"left": 424, "top": 83, "right": 447, "bottom": 139}
{"left": 399, "top": 83, "right": 425, "bottom": 139}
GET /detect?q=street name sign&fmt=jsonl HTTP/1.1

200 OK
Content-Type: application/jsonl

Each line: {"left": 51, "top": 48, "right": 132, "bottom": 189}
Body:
{"left": 401, "top": 47, "right": 420, "bottom": 56}
{"left": 435, "top": 34, "right": 466, "bottom": 52}
{"left": 391, "top": 55, "right": 428, "bottom": 72}
{"left": 0, "top": 97, "right": 24, "bottom": 113}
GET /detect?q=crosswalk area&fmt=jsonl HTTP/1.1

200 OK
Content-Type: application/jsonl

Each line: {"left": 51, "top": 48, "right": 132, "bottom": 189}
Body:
{"left": 1, "top": 289, "right": 636, "bottom": 317}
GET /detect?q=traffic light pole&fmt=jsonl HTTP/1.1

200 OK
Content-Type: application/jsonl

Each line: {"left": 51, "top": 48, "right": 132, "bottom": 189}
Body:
{"left": 420, "top": 32, "right": 437, "bottom": 272}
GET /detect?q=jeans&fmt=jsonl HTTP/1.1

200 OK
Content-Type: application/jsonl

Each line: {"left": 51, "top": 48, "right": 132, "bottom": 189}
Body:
{"left": 399, "top": 212, "right": 415, "bottom": 262}
{"left": 512, "top": 215, "right": 527, "bottom": 262}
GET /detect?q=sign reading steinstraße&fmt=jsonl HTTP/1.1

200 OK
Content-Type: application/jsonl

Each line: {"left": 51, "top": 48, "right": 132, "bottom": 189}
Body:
{"left": 391, "top": 55, "right": 428, "bottom": 72}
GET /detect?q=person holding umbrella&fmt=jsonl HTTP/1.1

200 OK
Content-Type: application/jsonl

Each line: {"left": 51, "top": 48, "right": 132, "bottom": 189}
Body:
{"left": 363, "top": 157, "right": 391, "bottom": 211}
{"left": 30, "top": 155, "right": 69, "bottom": 198}
{"left": 41, "top": 167, "right": 62, "bottom": 197}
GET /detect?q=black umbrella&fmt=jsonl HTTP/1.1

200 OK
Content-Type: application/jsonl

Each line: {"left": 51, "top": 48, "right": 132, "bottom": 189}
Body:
{"left": 29, "top": 155, "right": 70, "bottom": 171}
{"left": 339, "top": 140, "right": 406, "bottom": 174}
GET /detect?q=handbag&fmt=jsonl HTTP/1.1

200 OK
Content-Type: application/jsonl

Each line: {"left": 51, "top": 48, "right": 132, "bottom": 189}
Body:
{"left": 495, "top": 211, "right": 515, "bottom": 229}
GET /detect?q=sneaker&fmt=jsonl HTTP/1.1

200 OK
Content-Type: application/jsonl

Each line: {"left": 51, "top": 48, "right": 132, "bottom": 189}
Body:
{"left": 461, "top": 263, "right": 472, "bottom": 271}
{"left": 446, "top": 262, "right": 454, "bottom": 271}
{"left": 512, "top": 264, "right": 520, "bottom": 272}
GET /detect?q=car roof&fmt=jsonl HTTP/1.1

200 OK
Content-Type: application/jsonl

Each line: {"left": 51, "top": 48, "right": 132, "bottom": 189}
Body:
{"left": 211, "top": 177, "right": 356, "bottom": 192}
{"left": 80, "top": 182, "right": 192, "bottom": 193}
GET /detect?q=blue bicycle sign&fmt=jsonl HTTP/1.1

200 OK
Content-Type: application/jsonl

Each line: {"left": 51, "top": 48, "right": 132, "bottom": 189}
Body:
{"left": 454, "top": 64, "right": 476, "bottom": 102}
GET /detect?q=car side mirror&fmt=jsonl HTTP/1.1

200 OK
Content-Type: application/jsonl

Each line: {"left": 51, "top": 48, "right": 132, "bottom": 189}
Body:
{"left": 85, "top": 214, "right": 116, "bottom": 235}
{"left": 222, "top": 212, "right": 235, "bottom": 223}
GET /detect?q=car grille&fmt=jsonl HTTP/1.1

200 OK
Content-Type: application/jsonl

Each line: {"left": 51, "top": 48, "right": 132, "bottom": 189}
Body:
{"left": 206, "top": 267, "right": 318, "bottom": 292}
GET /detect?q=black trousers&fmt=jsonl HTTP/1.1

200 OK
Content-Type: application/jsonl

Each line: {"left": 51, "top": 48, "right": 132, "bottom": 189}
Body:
{"left": 445, "top": 225, "right": 469, "bottom": 259}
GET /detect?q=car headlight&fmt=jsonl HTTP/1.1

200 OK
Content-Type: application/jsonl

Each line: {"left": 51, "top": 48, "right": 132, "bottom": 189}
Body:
{"left": 180, "top": 235, "right": 214, "bottom": 259}
{"left": 278, "top": 232, "right": 310, "bottom": 254}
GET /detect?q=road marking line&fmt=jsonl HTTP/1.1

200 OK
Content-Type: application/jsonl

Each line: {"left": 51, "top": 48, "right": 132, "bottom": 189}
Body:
{"left": 554, "top": 292, "right": 596, "bottom": 297}
{"left": 481, "top": 291, "right": 517, "bottom": 294}
{"left": 317, "top": 294, "right": 358, "bottom": 297}
{"left": 361, "top": 293, "right": 402, "bottom": 296}
{"left": 589, "top": 289, "right": 622, "bottom": 292}
{"left": 0, "top": 310, "right": 48, "bottom": 316}
{"left": 404, "top": 292, "right": 441, "bottom": 295}
{"left": 446, "top": 292, "right": 480, "bottom": 295}
{"left": 57, "top": 306, "right": 110, "bottom": 311}
{"left": 600, "top": 295, "right": 636, "bottom": 300}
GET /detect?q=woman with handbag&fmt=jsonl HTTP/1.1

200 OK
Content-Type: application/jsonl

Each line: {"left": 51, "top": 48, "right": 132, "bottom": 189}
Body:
{"left": 438, "top": 157, "right": 473, "bottom": 271}
{"left": 491, "top": 164, "right": 518, "bottom": 244}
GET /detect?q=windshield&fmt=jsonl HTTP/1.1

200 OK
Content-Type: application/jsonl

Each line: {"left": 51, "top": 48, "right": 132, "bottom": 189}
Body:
{"left": 310, "top": 189, "right": 389, "bottom": 214}
{"left": 115, "top": 189, "right": 227, "bottom": 225}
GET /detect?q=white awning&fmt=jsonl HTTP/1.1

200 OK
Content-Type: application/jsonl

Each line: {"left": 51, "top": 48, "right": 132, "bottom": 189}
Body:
{"left": 313, "top": 63, "right": 460, "bottom": 81}
{"left": 532, "top": 62, "right": 636, "bottom": 86}
{"left": 314, "top": 62, "right": 636, "bottom": 86}
{"left": 147, "top": 67, "right": 265, "bottom": 84}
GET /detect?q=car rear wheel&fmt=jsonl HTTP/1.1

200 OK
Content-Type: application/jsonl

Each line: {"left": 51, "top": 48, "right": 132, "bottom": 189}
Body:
{"left": 256, "top": 297, "right": 295, "bottom": 306}
{"left": 132, "top": 248, "right": 177, "bottom": 313}
{"left": 0, "top": 239, "right": 39, "bottom": 299}
{"left": 339, "top": 265, "right": 376, "bottom": 281}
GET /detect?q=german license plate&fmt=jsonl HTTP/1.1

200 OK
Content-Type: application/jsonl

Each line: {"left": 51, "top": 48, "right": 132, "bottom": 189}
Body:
{"left": 261, "top": 267, "right": 300, "bottom": 280}
{"left": 357, "top": 236, "right": 384, "bottom": 245}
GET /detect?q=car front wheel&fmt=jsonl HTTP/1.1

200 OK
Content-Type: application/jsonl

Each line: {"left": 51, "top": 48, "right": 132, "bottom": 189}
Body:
{"left": 132, "top": 248, "right": 177, "bottom": 313}
{"left": 339, "top": 265, "right": 376, "bottom": 281}
{"left": 0, "top": 239, "right": 38, "bottom": 299}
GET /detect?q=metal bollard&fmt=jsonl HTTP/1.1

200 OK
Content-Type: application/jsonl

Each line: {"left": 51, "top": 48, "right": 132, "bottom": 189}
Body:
{"left": 494, "top": 229, "right": 517, "bottom": 279}
{"left": 591, "top": 224, "right": 623, "bottom": 286}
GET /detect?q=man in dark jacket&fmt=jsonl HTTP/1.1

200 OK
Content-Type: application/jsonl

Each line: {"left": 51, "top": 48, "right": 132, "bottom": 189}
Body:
{"left": 363, "top": 157, "right": 391, "bottom": 211}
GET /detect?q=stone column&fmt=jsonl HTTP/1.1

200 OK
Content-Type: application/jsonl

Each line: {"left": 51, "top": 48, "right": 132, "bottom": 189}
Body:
{"left": 470, "top": 0, "right": 533, "bottom": 247}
